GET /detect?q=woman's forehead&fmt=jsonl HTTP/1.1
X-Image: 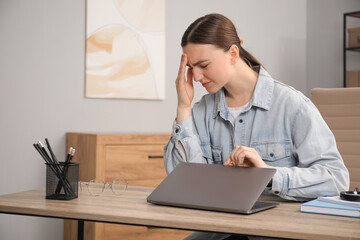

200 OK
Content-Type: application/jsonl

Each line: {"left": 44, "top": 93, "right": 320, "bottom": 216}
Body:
{"left": 183, "top": 44, "right": 224, "bottom": 63}
{"left": 183, "top": 43, "right": 218, "bottom": 52}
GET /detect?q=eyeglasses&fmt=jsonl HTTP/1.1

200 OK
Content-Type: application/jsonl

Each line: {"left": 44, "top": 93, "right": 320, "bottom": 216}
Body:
{"left": 80, "top": 178, "right": 128, "bottom": 196}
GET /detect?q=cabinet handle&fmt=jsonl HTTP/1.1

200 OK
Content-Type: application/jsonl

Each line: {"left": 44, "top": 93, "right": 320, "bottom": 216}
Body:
{"left": 148, "top": 155, "right": 163, "bottom": 159}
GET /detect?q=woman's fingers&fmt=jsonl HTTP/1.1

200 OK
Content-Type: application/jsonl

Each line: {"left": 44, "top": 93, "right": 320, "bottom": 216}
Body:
{"left": 186, "top": 65, "right": 193, "bottom": 88}
{"left": 177, "top": 54, "right": 187, "bottom": 80}
{"left": 225, "top": 146, "right": 242, "bottom": 166}
{"left": 175, "top": 54, "right": 194, "bottom": 123}
{"left": 224, "top": 157, "right": 232, "bottom": 166}
{"left": 176, "top": 53, "right": 194, "bottom": 109}
{"left": 230, "top": 145, "right": 244, "bottom": 166}
{"left": 225, "top": 146, "right": 268, "bottom": 168}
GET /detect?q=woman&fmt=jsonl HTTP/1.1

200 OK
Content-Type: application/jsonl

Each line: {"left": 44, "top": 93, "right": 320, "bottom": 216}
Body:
{"left": 164, "top": 13, "right": 349, "bottom": 239}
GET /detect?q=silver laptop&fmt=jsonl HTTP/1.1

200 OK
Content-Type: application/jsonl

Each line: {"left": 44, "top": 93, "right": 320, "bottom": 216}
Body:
{"left": 147, "top": 162, "right": 279, "bottom": 214}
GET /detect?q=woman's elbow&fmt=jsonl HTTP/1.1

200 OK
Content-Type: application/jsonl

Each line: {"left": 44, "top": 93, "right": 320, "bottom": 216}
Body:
{"left": 332, "top": 167, "right": 350, "bottom": 194}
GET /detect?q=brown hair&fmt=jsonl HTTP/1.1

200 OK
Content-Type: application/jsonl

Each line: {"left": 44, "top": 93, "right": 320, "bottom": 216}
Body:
{"left": 181, "top": 13, "right": 262, "bottom": 68}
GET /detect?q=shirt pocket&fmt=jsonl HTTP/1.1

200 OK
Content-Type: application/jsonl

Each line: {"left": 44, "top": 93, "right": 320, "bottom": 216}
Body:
{"left": 251, "top": 141, "right": 291, "bottom": 163}
{"left": 200, "top": 144, "right": 222, "bottom": 164}
{"left": 211, "top": 146, "right": 223, "bottom": 165}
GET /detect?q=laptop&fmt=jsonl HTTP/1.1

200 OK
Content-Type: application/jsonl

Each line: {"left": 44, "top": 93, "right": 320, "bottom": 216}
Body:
{"left": 147, "top": 162, "right": 279, "bottom": 214}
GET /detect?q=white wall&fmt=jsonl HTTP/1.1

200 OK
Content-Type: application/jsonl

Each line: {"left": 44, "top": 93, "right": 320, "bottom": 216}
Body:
{"left": 0, "top": 0, "right": 359, "bottom": 239}
{"left": 306, "top": 0, "right": 360, "bottom": 94}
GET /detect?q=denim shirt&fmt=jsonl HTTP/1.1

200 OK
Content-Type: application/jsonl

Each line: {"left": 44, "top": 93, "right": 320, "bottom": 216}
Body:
{"left": 164, "top": 67, "right": 349, "bottom": 201}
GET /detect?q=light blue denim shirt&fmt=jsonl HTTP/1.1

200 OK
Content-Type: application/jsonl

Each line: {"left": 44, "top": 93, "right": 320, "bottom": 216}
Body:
{"left": 164, "top": 67, "right": 349, "bottom": 201}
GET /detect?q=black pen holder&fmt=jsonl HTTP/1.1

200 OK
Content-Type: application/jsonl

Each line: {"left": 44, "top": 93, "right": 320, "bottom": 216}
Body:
{"left": 45, "top": 162, "right": 79, "bottom": 200}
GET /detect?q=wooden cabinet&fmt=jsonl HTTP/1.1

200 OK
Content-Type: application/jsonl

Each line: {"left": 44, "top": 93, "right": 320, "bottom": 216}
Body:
{"left": 64, "top": 133, "right": 191, "bottom": 240}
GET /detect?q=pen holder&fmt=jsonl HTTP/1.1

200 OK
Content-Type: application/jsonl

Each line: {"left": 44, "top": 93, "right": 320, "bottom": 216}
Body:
{"left": 45, "top": 162, "right": 79, "bottom": 200}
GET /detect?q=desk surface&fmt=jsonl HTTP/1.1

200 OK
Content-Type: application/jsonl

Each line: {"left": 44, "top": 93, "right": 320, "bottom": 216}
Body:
{"left": 0, "top": 186, "right": 359, "bottom": 240}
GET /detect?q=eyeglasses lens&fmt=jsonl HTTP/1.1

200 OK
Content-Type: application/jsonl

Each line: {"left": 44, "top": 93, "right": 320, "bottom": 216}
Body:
{"left": 111, "top": 178, "right": 128, "bottom": 195}
{"left": 88, "top": 179, "right": 105, "bottom": 196}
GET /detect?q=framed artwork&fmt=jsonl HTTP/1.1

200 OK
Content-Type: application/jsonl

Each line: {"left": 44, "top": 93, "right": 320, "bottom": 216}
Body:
{"left": 85, "top": 0, "right": 165, "bottom": 100}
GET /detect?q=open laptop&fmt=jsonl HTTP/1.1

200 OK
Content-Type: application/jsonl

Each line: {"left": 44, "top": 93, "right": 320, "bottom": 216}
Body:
{"left": 147, "top": 162, "right": 279, "bottom": 214}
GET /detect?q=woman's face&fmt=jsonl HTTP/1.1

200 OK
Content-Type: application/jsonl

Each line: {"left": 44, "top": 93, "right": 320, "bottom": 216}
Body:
{"left": 182, "top": 43, "right": 233, "bottom": 93}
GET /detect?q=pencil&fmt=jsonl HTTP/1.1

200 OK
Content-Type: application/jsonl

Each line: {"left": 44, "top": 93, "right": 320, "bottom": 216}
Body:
{"left": 55, "top": 147, "right": 75, "bottom": 194}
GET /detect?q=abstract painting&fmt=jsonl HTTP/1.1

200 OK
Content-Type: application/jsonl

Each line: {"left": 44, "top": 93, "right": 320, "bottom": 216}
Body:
{"left": 86, "top": 0, "right": 165, "bottom": 100}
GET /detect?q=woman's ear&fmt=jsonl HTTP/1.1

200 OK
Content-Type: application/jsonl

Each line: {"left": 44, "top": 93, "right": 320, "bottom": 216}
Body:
{"left": 229, "top": 45, "right": 239, "bottom": 65}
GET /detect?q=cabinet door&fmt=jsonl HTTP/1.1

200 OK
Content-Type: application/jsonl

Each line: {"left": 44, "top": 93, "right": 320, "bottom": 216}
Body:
{"left": 105, "top": 144, "right": 167, "bottom": 187}
{"left": 103, "top": 144, "right": 191, "bottom": 240}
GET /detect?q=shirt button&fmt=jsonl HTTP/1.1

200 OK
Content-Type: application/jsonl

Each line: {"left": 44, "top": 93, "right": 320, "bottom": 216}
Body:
{"left": 239, "top": 119, "right": 243, "bottom": 123}
{"left": 274, "top": 191, "right": 280, "bottom": 194}
{"left": 270, "top": 153, "right": 274, "bottom": 157}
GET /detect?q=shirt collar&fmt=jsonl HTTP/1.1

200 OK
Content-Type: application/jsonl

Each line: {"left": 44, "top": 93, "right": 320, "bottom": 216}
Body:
{"left": 213, "top": 66, "right": 274, "bottom": 119}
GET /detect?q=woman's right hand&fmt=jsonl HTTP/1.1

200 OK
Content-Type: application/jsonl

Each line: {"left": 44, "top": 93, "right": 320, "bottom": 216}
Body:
{"left": 176, "top": 54, "right": 194, "bottom": 123}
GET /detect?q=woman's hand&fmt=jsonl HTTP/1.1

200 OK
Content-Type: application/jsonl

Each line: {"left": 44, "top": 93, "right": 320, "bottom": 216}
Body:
{"left": 224, "top": 145, "right": 268, "bottom": 168}
{"left": 176, "top": 54, "right": 194, "bottom": 123}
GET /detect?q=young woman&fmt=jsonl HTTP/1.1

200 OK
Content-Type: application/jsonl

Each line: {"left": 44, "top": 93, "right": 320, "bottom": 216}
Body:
{"left": 164, "top": 13, "right": 349, "bottom": 240}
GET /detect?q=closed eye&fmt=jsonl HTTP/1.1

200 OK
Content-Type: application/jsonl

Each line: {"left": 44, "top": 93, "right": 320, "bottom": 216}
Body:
{"left": 187, "top": 62, "right": 208, "bottom": 71}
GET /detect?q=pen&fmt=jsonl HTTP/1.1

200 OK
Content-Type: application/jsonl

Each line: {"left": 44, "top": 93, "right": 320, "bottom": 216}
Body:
{"left": 37, "top": 141, "right": 53, "bottom": 163}
{"left": 69, "top": 148, "right": 75, "bottom": 161}
{"left": 65, "top": 147, "right": 73, "bottom": 164}
{"left": 55, "top": 147, "right": 76, "bottom": 194}
{"left": 45, "top": 138, "right": 59, "bottom": 164}
{"left": 33, "top": 143, "right": 51, "bottom": 164}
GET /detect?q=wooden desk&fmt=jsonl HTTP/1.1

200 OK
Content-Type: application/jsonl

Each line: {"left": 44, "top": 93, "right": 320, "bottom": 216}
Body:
{"left": 0, "top": 186, "right": 359, "bottom": 240}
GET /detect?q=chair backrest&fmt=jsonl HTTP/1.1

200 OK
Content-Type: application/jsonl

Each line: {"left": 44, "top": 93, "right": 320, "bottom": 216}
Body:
{"left": 311, "top": 88, "right": 360, "bottom": 190}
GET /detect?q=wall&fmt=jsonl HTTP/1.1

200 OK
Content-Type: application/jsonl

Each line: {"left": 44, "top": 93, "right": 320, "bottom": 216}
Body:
{"left": 307, "top": 0, "right": 360, "bottom": 93}
{"left": 0, "top": 0, "right": 359, "bottom": 239}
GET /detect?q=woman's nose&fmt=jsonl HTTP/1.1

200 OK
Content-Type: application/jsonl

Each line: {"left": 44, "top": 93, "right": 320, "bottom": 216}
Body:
{"left": 193, "top": 69, "right": 203, "bottom": 82}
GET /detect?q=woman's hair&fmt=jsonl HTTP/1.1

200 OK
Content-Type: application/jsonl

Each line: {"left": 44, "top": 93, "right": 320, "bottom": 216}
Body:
{"left": 181, "top": 13, "right": 262, "bottom": 68}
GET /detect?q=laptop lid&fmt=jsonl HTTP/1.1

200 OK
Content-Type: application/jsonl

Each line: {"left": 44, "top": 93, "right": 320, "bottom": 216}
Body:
{"left": 147, "top": 162, "right": 279, "bottom": 214}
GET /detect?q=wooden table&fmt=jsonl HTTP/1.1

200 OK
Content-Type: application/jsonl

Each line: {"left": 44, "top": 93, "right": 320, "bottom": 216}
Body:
{"left": 0, "top": 186, "right": 359, "bottom": 240}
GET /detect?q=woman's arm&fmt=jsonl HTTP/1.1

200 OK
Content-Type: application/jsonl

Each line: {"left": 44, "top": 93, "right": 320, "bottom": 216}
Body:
{"left": 270, "top": 101, "right": 350, "bottom": 201}
{"left": 224, "top": 99, "right": 349, "bottom": 201}
{"left": 164, "top": 55, "right": 207, "bottom": 174}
